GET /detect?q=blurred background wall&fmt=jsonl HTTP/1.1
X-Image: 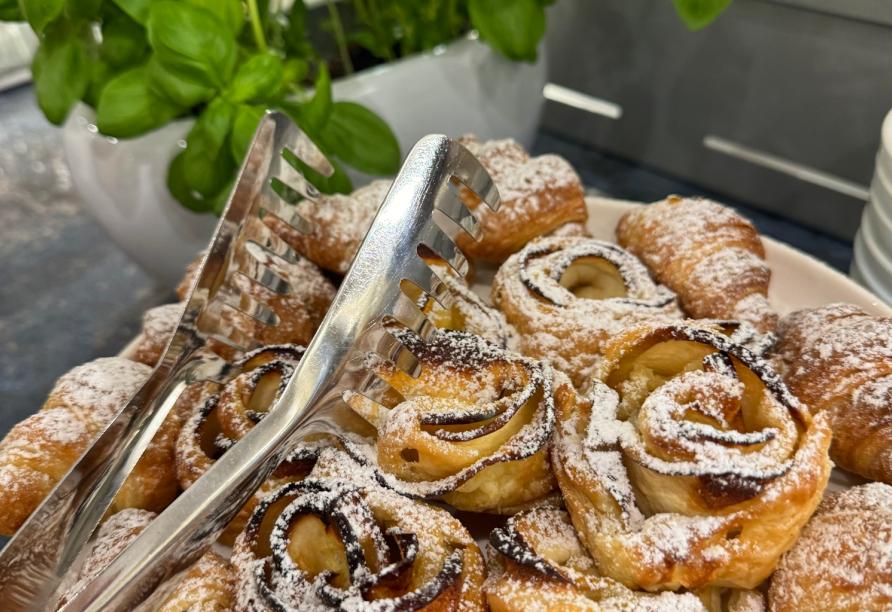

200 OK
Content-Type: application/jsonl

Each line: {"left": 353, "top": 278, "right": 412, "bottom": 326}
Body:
{"left": 541, "top": 0, "right": 892, "bottom": 239}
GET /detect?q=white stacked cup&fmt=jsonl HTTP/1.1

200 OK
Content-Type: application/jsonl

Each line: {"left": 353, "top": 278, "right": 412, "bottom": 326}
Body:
{"left": 851, "top": 109, "right": 892, "bottom": 304}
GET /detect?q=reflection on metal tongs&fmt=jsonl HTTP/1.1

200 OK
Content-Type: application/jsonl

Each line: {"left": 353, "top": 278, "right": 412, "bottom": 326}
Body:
{"left": 0, "top": 111, "right": 499, "bottom": 611}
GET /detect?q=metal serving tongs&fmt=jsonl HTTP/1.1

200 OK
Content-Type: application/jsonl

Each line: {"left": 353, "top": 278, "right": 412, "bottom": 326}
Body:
{"left": 0, "top": 114, "right": 498, "bottom": 610}
{"left": 0, "top": 112, "right": 336, "bottom": 609}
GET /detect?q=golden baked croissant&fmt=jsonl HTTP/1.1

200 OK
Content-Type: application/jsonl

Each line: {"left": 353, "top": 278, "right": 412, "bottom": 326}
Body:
{"left": 343, "top": 327, "right": 556, "bottom": 513}
{"left": 132, "top": 302, "right": 184, "bottom": 366}
{"left": 0, "top": 357, "right": 194, "bottom": 535}
{"left": 768, "top": 482, "right": 892, "bottom": 612}
{"left": 552, "top": 323, "right": 832, "bottom": 591}
{"left": 486, "top": 504, "right": 709, "bottom": 611}
{"left": 492, "top": 235, "right": 682, "bottom": 387}
{"left": 175, "top": 345, "right": 319, "bottom": 543}
{"left": 267, "top": 179, "right": 391, "bottom": 275}
{"left": 60, "top": 508, "right": 236, "bottom": 611}
{"left": 616, "top": 196, "right": 778, "bottom": 333}
{"left": 232, "top": 477, "right": 486, "bottom": 610}
{"left": 776, "top": 303, "right": 892, "bottom": 484}
{"left": 456, "top": 136, "right": 587, "bottom": 263}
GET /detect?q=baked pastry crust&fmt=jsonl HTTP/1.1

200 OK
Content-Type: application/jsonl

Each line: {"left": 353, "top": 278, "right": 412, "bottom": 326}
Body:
{"left": 492, "top": 235, "right": 682, "bottom": 387}
{"left": 343, "top": 327, "right": 556, "bottom": 513}
{"left": 552, "top": 323, "right": 831, "bottom": 590}
{"left": 456, "top": 136, "right": 587, "bottom": 263}
{"left": 768, "top": 483, "right": 892, "bottom": 612}
{"left": 174, "top": 345, "right": 315, "bottom": 543}
{"left": 422, "top": 265, "right": 517, "bottom": 349}
{"left": 176, "top": 249, "right": 335, "bottom": 350}
{"left": 486, "top": 505, "right": 708, "bottom": 611}
{"left": 232, "top": 476, "right": 485, "bottom": 610}
{"left": 132, "top": 302, "right": 184, "bottom": 367}
{"left": 0, "top": 358, "right": 161, "bottom": 534}
{"left": 269, "top": 179, "right": 391, "bottom": 275}
{"left": 59, "top": 508, "right": 236, "bottom": 611}
{"left": 616, "top": 196, "right": 777, "bottom": 333}
{"left": 776, "top": 303, "right": 892, "bottom": 483}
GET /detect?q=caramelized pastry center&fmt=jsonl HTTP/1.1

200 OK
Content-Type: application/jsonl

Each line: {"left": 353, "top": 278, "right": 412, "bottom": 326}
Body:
{"left": 559, "top": 257, "right": 628, "bottom": 300}
{"left": 248, "top": 370, "right": 283, "bottom": 416}
{"left": 287, "top": 514, "right": 350, "bottom": 587}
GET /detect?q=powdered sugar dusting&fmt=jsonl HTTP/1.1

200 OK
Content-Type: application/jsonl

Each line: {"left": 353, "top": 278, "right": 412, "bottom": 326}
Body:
{"left": 769, "top": 483, "right": 892, "bottom": 610}
{"left": 492, "top": 235, "right": 682, "bottom": 387}
{"left": 552, "top": 323, "right": 831, "bottom": 591}
{"left": 49, "top": 357, "right": 150, "bottom": 422}
{"left": 616, "top": 196, "right": 777, "bottom": 332}
{"left": 286, "top": 179, "right": 391, "bottom": 274}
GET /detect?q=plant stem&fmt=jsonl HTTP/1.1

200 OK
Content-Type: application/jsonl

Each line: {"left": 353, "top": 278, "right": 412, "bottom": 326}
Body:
{"left": 327, "top": 0, "right": 353, "bottom": 74}
{"left": 247, "top": 0, "right": 268, "bottom": 52}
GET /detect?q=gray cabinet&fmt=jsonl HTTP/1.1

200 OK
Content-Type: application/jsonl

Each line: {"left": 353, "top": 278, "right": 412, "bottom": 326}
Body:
{"left": 542, "top": 0, "right": 892, "bottom": 239}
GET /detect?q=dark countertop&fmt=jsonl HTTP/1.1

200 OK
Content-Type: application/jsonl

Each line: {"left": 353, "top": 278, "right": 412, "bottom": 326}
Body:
{"left": 0, "top": 84, "right": 853, "bottom": 440}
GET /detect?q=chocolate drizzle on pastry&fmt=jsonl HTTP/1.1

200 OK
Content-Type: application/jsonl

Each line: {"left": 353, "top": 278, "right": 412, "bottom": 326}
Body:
{"left": 489, "top": 512, "right": 567, "bottom": 581}
{"left": 492, "top": 235, "right": 682, "bottom": 388}
{"left": 341, "top": 328, "right": 556, "bottom": 507}
{"left": 234, "top": 478, "right": 481, "bottom": 611}
{"left": 517, "top": 239, "right": 675, "bottom": 308}
{"left": 552, "top": 321, "right": 833, "bottom": 591}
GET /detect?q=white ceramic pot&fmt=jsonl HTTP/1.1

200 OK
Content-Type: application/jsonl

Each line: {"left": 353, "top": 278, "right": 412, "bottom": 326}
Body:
{"left": 333, "top": 33, "right": 547, "bottom": 161}
{"left": 62, "top": 105, "right": 213, "bottom": 287}
{"left": 63, "top": 35, "right": 547, "bottom": 285}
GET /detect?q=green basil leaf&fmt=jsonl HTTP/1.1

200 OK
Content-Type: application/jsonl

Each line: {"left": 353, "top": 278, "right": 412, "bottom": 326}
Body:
{"left": 673, "top": 0, "right": 732, "bottom": 30}
{"left": 191, "top": 97, "right": 235, "bottom": 156}
{"left": 0, "top": 0, "right": 24, "bottom": 20}
{"left": 211, "top": 178, "right": 235, "bottom": 215}
{"left": 282, "top": 57, "right": 308, "bottom": 87}
{"left": 167, "top": 150, "right": 214, "bottom": 212}
{"left": 288, "top": 63, "right": 331, "bottom": 136}
{"left": 100, "top": 6, "right": 149, "bottom": 68}
{"left": 298, "top": 156, "right": 352, "bottom": 195}
{"left": 20, "top": 0, "right": 65, "bottom": 31}
{"left": 227, "top": 53, "right": 283, "bottom": 103}
{"left": 175, "top": 98, "right": 237, "bottom": 198}
{"left": 32, "top": 24, "right": 90, "bottom": 124}
{"left": 318, "top": 102, "right": 399, "bottom": 176}
{"left": 147, "top": 0, "right": 236, "bottom": 89}
{"left": 230, "top": 104, "right": 265, "bottom": 163}
{"left": 284, "top": 0, "right": 311, "bottom": 57}
{"left": 468, "top": 0, "right": 545, "bottom": 62}
{"left": 146, "top": 55, "right": 214, "bottom": 108}
{"left": 66, "top": 0, "right": 102, "bottom": 19}
{"left": 96, "top": 64, "right": 180, "bottom": 137}
{"left": 184, "top": 0, "right": 244, "bottom": 36}
{"left": 83, "top": 57, "right": 116, "bottom": 107}
{"left": 111, "top": 0, "right": 150, "bottom": 24}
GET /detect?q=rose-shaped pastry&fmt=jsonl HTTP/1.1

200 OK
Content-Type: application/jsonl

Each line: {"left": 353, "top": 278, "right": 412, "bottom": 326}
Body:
{"left": 175, "top": 344, "right": 320, "bottom": 543}
{"left": 492, "top": 236, "right": 681, "bottom": 387}
{"left": 421, "top": 264, "right": 517, "bottom": 349}
{"left": 552, "top": 323, "right": 832, "bottom": 591}
{"left": 232, "top": 478, "right": 486, "bottom": 611}
{"left": 486, "top": 504, "right": 711, "bottom": 611}
{"left": 343, "top": 327, "right": 556, "bottom": 513}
